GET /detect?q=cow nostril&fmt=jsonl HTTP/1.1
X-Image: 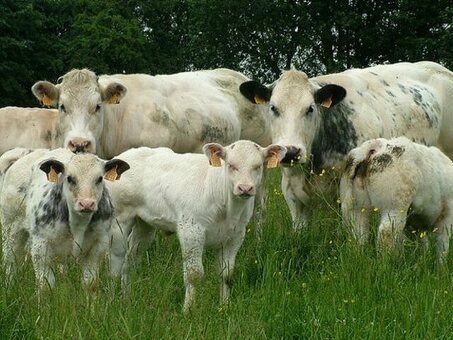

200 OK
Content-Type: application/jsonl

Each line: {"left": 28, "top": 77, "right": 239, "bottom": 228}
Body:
{"left": 282, "top": 146, "right": 302, "bottom": 163}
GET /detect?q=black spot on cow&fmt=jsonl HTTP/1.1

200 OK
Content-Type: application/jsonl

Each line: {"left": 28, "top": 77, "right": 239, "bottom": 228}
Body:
{"left": 389, "top": 146, "right": 405, "bottom": 158}
{"left": 18, "top": 185, "right": 27, "bottom": 194}
{"left": 398, "top": 84, "right": 407, "bottom": 94}
{"left": 91, "top": 187, "right": 113, "bottom": 224}
{"left": 33, "top": 183, "right": 69, "bottom": 229}
{"left": 385, "top": 90, "right": 395, "bottom": 98}
{"left": 380, "top": 79, "right": 390, "bottom": 87}
{"left": 201, "top": 125, "right": 226, "bottom": 143}
{"left": 369, "top": 72, "right": 378, "bottom": 76}
{"left": 369, "top": 154, "right": 393, "bottom": 174}
{"left": 409, "top": 87, "right": 423, "bottom": 106}
{"left": 356, "top": 90, "right": 363, "bottom": 97}
{"left": 311, "top": 102, "right": 358, "bottom": 171}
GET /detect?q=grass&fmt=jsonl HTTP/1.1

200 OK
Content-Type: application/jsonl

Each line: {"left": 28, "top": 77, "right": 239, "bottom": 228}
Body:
{"left": 0, "top": 170, "right": 452, "bottom": 339}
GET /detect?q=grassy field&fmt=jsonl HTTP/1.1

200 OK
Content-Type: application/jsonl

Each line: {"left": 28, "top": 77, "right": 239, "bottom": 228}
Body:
{"left": 0, "top": 170, "right": 452, "bottom": 339}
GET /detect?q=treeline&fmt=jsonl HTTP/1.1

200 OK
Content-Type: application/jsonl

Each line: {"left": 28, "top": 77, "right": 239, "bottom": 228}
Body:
{"left": 1, "top": 0, "right": 451, "bottom": 107}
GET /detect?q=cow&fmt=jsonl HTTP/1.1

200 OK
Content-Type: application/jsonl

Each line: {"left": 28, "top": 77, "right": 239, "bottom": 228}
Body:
{"left": 106, "top": 140, "right": 286, "bottom": 311}
{"left": 340, "top": 137, "right": 453, "bottom": 263}
{"left": 239, "top": 61, "right": 453, "bottom": 230}
{"left": 31, "top": 68, "right": 271, "bottom": 158}
{"left": 0, "top": 107, "right": 60, "bottom": 155}
{"left": 0, "top": 148, "right": 129, "bottom": 290}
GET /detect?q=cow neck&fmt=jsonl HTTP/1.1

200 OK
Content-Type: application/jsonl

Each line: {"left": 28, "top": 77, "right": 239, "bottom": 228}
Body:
{"left": 67, "top": 203, "right": 94, "bottom": 256}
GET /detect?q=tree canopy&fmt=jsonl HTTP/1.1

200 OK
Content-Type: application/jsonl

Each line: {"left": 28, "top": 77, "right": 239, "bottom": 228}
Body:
{"left": 1, "top": 0, "right": 451, "bottom": 107}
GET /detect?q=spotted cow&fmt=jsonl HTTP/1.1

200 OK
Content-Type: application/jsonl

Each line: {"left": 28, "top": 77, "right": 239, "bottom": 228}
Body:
{"left": 239, "top": 61, "right": 453, "bottom": 229}
{"left": 340, "top": 137, "right": 453, "bottom": 262}
{"left": 0, "top": 148, "right": 129, "bottom": 290}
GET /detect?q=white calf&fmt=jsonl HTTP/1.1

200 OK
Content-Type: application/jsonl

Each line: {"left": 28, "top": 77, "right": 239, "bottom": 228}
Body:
{"left": 341, "top": 137, "right": 453, "bottom": 261}
{"left": 107, "top": 140, "right": 286, "bottom": 310}
{"left": 0, "top": 148, "right": 129, "bottom": 290}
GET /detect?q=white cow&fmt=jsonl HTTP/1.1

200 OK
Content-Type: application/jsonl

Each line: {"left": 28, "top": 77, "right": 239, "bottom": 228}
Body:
{"left": 0, "top": 148, "right": 129, "bottom": 290}
{"left": 340, "top": 137, "right": 453, "bottom": 262}
{"left": 239, "top": 61, "right": 453, "bottom": 229}
{"left": 0, "top": 107, "right": 60, "bottom": 155}
{"left": 31, "top": 68, "right": 271, "bottom": 158}
{"left": 107, "top": 140, "right": 286, "bottom": 311}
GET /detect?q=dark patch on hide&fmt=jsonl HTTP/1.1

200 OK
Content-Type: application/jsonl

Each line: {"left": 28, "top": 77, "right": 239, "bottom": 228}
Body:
{"left": 388, "top": 145, "right": 405, "bottom": 158}
{"left": 380, "top": 79, "right": 390, "bottom": 87}
{"left": 91, "top": 186, "right": 114, "bottom": 224}
{"left": 368, "top": 154, "right": 393, "bottom": 174}
{"left": 385, "top": 90, "right": 395, "bottom": 98}
{"left": 33, "top": 182, "right": 69, "bottom": 229}
{"left": 311, "top": 102, "right": 358, "bottom": 171}
{"left": 369, "top": 72, "right": 378, "bottom": 76}
{"left": 201, "top": 124, "right": 226, "bottom": 143}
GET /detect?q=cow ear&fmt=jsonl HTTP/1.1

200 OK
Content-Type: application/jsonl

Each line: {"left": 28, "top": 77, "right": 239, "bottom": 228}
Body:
{"left": 32, "top": 81, "right": 59, "bottom": 108}
{"left": 104, "top": 159, "right": 130, "bottom": 181}
{"left": 314, "top": 84, "right": 346, "bottom": 108}
{"left": 39, "top": 159, "right": 65, "bottom": 183}
{"left": 203, "top": 143, "right": 226, "bottom": 167}
{"left": 263, "top": 144, "right": 287, "bottom": 169}
{"left": 239, "top": 81, "right": 272, "bottom": 104}
{"left": 102, "top": 82, "right": 127, "bottom": 105}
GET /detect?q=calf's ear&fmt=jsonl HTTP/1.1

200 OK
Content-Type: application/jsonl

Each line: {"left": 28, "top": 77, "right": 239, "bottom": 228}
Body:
{"left": 263, "top": 145, "right": 287, "bottom": 169}
{"left": 102, "top": 82, "right": 127, "bottom": 104}
{"left": 314, "top": 84, "right": 346, "bottom": 108}
{"left": 203, "top": 143, "right": 226, "bottom": 167}
{"left": 39, "top": 159, "right": 65, "bottom": 183}
{"left": 32, "top": 81, "right": 59, "bottom": 108}
{"left": 104, "top": 159, "right": 130, "bottom": 181}
{"left": 239, "top": 81, "right": 272, "bottom": 104}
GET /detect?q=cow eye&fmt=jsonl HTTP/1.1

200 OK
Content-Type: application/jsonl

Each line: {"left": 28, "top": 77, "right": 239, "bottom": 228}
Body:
{"left": 67, "top": 176, "right": 76, "bottom": 185}
{"left": 95, "top": 104, "right": 101, "bottom": 112}
{"left": 253, "top": 164, "right": 262, "bottom": 171}
{"left": 96, "top": 176, "right": 103, "bottom": 184}
{"left": 59, "top": 104, "right": 66, "bottom": 113}
{"left": 306, "top": 105, "right": 314, "bottom": 115}
{"left": 270, "top": 104, "right": 280, "bottom": 117}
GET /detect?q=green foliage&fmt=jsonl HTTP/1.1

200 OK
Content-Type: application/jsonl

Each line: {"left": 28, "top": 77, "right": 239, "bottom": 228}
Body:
{"left": 0, "top": 171, "right": 452, "bottom": 338}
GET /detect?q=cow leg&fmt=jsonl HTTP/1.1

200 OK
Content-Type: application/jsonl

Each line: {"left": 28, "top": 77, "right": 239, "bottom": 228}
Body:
{"left": 2, "top": 228, "right": 28, "bottom": 282}
{"left": 377, "top": 210, "right": 407, "bottom": 252}
{"left": 217, "top": 234, "right": 244, "bottom": 304}
{"left": 30, "top": 237, "right": 55, "bottom": 290}
{"left": 340, "top": 177, "right": 371, "bottom": 245}
{"left": 109, "top": 217, "right": 134, "bottom": 282}
{"left": 253, "top": 181, "right": 267, "bottom": 239}
{"left": 434, "top": 202, "right": 453, "bottom": 265}
{"left": 177, "top": 221, "right": 205, "bottom": 312}
{"left": 281, "top": 171, "right": 309, "bottom": 230}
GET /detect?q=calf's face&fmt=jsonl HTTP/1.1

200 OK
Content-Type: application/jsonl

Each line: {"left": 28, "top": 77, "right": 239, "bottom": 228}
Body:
{"left": 203, "top": 140, "right": 286, "bottom": 197}
{"left": 39, "top": 154, "right": 130, "bottom": 213}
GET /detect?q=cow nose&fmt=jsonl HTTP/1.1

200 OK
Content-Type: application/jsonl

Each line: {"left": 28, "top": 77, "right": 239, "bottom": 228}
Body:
{"left": 68, "top": 139, "right": 92, "bottom": 153}
{"left": 237, "top": 184, "right": 254, "bottom": 196}
{"left": 281, "top": 146, "right": 303, "bottom": 164}
{"left": 77, "top": 199, "right": 97, "bottom": 212}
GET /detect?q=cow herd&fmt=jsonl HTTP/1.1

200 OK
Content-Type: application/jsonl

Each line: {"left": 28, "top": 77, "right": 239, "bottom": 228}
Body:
{"left": 0, "top": 61, "right": 452, "bottom": 310}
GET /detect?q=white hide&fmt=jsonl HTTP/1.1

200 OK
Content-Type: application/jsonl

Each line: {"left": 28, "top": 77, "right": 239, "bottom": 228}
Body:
{"left": 107, "top": 140, "right": 285, "bottom": 311}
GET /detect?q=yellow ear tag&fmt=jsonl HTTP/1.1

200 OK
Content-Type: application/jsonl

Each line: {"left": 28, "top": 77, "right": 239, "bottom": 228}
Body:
{"left": 42, "top": 95, "right": 53, "bottom": 107}
{"left": 210, "top": 153, "right": 222, "bottom": 167}
{"left": 267, "top": 153, "right": 279, "bottom": 169}
{"left": 104, "top": 165, "right": 119, "bottom": 181}
{"left": 47, "top": 166, "right": 59, "bottom": 183}
{"left": 321, "top": 96, "right": 332, "bottom": 108}
{"left": 108, "top": 94, "right": 120, "bottom": 104}
{"left": 254, "top": 95, "right": 265, "bottom": 104}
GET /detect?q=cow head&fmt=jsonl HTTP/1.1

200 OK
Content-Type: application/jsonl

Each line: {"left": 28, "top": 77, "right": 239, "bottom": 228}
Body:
{"left": 203, "top": 140, "right": 286, "bottom": 197}
{"left": 32, "top": 69, "right": 127, "bottom": 154}
{"left": 39, "top": 154, "right": 130, "bottom": 213}
{"left": 239, "top": 70, "right": 346, "bottom": 166}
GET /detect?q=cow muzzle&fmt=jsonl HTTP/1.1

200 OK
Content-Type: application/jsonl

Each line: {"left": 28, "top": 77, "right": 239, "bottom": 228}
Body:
{"left": 235, "top": 184, "right": 255, "bottom": 198}
{"left": 68, "top": 138, "right": 93, "bottom": 154}
{"left": 76, "top": 198, "right": 97, "bottom": 213}
{"left": 280, "top": 146, "right": 305, "bottom": 166}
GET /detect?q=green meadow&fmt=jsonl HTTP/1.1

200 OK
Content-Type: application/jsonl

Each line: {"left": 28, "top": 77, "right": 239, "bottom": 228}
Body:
{"left": 1, "top": 170, "right": 452, "bottom": 339}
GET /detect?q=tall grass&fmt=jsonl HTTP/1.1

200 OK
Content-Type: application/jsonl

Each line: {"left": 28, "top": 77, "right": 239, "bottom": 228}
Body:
{"left": 0, "top": 170, "right": 452, "bottom": 339}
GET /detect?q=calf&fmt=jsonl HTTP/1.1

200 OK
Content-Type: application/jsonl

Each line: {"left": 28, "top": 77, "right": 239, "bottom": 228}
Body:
{"left": 340, "top": 137, "right": 453, "bottom": 262}
{"left": 0, "top": 148, "right": 129, "bottom": 290}
{"left": 107, "top": 140, "right": 286, "bottom": 311}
